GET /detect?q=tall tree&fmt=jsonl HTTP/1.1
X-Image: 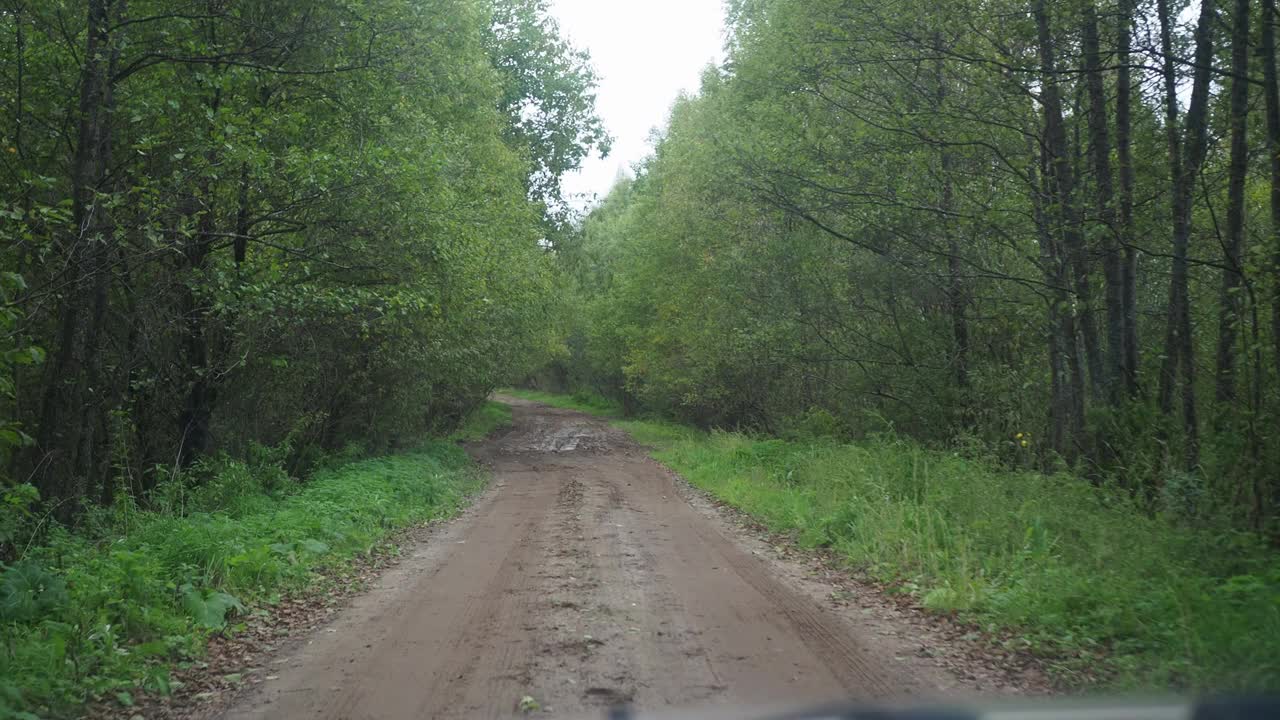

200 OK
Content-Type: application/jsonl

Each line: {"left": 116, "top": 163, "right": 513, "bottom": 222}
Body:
{"left": 1215, "top": 0, "right": 1251, "bottom": 405}
{"left": 1033, "top": 0, "right": 1105, "bottom": 404}
{"left": 935, "top": 37, "right": 969, "bottom": 394}
{"left": 485, "top": 0, "right": 611, "bottom": 226}
{"left": 33, "top": 0, "right": 121, "bottom": 511}
{"left": 1083, "top": 2, "right": 1123, "bottom": 402}
{"left": 1115, "top": 0, "right": 1140, "bottom": 397}
{"left": 3, "top": 0, "right": 603, "bottom": 511}
{"left": 1264, "top": 0, "right": 1280, "bottom": 377}
{"left": 1156, "top": 0, "right": 1215, "bottom": 470}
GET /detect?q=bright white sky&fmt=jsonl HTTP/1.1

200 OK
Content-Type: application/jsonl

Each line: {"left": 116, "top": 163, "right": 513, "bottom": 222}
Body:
{"left": 549, "top": 0, "right": 727, "bottom": 210}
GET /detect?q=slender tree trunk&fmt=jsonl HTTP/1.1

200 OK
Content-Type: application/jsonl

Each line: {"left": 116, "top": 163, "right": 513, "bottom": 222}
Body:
{"left": 33, "top": 0, "right": 118, "bottom": 510}
{"left": 1033, "top": 0, "right": 1104, "bottom": 413}
{"left": 1029, "top": 0, "right": 1090, "bottom": 458}
{"left": 1083, "top": 3, "right": 1123, "bottom": 403}
{"left": 935, "top": 42, "right": 969, "bottom": 394}
{"left": 1116, "top": 0, "right": 1140, "bottom": 396}
{"left": 1264, "top": 0, "right": 1280, "bottom": 529}
{"left": 1263, "top": 0, "right": 1280, "bottom": 378}
{"left": 1030, "top": 132, "right": 1085, "bottom": 464}
{"left": 234, "top": 164, "right": 251, "bottom": 266}
{"left": 1156, "top": 0, "right": 1214, "bottom": 470}
{"left": 12, "top": 1, "right": 24, "bottom": 160}
{"left": 944, "top": 161, "right": 969, "bottom": 391}
{"left": 1155, "top": 0, "right": 1184, "bottom": 424}
{"left": 177, "top": 8, "right": 225, "bottom": 466}
{"left": 176, "top": 221, "right": 217, "bottom": 467}
{"left": 1216, "top": 0, "right": 1250, "bottom": 404}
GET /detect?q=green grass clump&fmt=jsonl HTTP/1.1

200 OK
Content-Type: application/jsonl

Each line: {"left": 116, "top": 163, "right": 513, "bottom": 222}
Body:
{"left": 504, "top": 391, "right": 1280, "bottom": 691}
{"left": 0, "top": 439, "right": 486, "bottom": 718}
{"left": 502, "top": 387, "right": 623, "bottom": 416}
{"left": 448, "top": 400, "right": 514, "bottom": 442}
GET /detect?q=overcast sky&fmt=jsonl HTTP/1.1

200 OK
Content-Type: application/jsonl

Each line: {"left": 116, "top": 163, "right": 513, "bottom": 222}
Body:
{"left": 548, "top": 0, "right": 727, "bottom": 210}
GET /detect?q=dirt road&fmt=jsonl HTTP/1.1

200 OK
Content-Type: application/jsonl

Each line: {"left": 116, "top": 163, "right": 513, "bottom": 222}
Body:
{"left": 222, "top": 397, "right": 969, "bottom": 720}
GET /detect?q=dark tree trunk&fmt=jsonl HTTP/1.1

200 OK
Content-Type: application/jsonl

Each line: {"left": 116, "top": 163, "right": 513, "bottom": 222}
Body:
{"left": 176, "top": 187, "right": 218, "bottom": 466}
{"left": 177, "top": 11, "right": 225, "bottom": 466}
{"left": 1030, "top": 134, "right": 1085, "bottom": 464}
{"left": 935, "top": 43, "right": 969, "bottom": 394}
{"left": 1029, "top": 0, "right": 1090, "bottom": 458}
{"left": 1215, "top": 0, "right": 1250, "bottom": 404}
{"left": 1116, "top": 0, "right": 1140, "bottom": 397}
{"left": 1083, "top": 3, "right": 1123, "bottom": 403}
{"left": 1263, "top": 0, "right": 1280, "bottom": 379}
{"left": 944, "top": 160, "right": 969, "bottom": 392}
{"left": 33, "top": 0, "right": 119, "bottom": 511}
{"left": 1033, "top": 0, "right": 1104, "bottom": 412}
{"left": 1156, "top": 0, "right": 1214, "bottom": 470}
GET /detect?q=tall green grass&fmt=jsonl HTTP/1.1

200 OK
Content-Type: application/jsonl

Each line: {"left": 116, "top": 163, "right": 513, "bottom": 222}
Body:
{"left": 0, "top": 402, "right": 507, "bottom": 718}
{"left": 507, "top": 390, "right": 1280, "bottom": 690}
{"left": 448, "top": 400, "right": 513, "bottom": 442}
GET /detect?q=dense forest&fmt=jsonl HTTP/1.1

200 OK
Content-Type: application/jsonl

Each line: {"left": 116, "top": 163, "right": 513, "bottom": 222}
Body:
{"left": 552, "top": 0, "right": 1280, "bottom": 532}
{"left": 0, "top": 0, "right": 604, "bottom": 522}
{"left": 0, "top": 1, "right": 610, "bottom": 712}
{"left": 4, "top": 0, "right": 1280, "bottom": 712}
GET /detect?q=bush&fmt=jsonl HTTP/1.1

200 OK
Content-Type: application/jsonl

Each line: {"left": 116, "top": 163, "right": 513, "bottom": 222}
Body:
{"left": 779, "top": 407, "right": 849, "bottom": 442}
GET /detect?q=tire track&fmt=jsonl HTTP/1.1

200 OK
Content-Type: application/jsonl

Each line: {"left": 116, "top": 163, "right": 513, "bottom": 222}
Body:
{"left": 217, "top": 396, "right": 962, "bottom": 720}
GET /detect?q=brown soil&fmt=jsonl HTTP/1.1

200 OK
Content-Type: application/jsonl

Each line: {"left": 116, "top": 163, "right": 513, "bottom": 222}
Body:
{"left": 215, "top": 396, "right": 1031, "bottom": 720}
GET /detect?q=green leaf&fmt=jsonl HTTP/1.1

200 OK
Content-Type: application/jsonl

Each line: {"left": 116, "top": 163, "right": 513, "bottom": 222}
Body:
{"left": 0, "top": 561, "right": 69, "bottom": 623}
{"left": 181, "top": 586, "right": 245, "bottom": 630}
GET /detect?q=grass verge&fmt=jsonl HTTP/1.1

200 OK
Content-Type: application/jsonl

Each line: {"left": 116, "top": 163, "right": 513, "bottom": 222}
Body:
{"left": 501, "top": 387, "right": 622, "bottom": 416}
{"left": 0, "top": 402, "right": 506, "bottom": 719}
{"left": 501, "top": 389, "right": 1280, "bottom": 691}
{"left": 448, "top": 399, "right": 513, "bottom": 442}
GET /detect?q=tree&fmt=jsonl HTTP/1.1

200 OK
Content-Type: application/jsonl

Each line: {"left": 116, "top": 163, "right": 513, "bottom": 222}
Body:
{"left": 485, "top": 0, "right": 611, "bottom": 227}
{"left": 548, "top": 0, "right": 1280, "bottom": 526}
{"left": 1, "top": 0, "right": 601, "bottom": 512}
{"left": 1215, "top": 0, "right": 1250, "bottom": 406}
{"left": 1156, "top": 0, "right": 1215, "bottom": 471}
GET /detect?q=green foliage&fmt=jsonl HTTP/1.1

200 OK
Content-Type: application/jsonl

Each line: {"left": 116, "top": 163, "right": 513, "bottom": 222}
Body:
{"left": 179, "top": 586, "right": 245, "bottom": 630}
{"left": 515, "top": 391, "right": 1280, "bottom": 689}
{"left": 548, "top": 0, "right": 1280, "bottom": 526}
{"left": 0, "top": 271, "right": 40, "bottom": 482}
{"left": 484, "top": 0, "right": 611, "bottom": 222}
{"left": 0, "top": 484, "right": 39, "bottom": 561}
{"left": 779, "top": 408, "right": 850, "bottom": 442}
{"left": 0, "top": 562, "right": 69, "bottom": 624}
{"left": 0, "top": 441, "right": 483, "bottom": 717}
{"left": 1, "top": 0, "right": 595, "bottom": 515}
{"left": 447, "top": 401, "right": 515, "bottom": 442}
{"left": 503, "top": 387, "right": 622, "bottom": 416}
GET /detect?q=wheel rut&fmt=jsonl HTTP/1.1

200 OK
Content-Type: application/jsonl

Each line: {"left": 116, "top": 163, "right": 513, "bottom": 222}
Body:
{"left": 217, "top": 396, "right": 966, "bottom": 720}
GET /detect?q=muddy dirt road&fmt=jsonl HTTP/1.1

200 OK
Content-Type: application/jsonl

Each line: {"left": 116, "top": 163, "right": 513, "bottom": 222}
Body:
{"left": 222, "top": 397, "right": 970, "bottom": 720}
